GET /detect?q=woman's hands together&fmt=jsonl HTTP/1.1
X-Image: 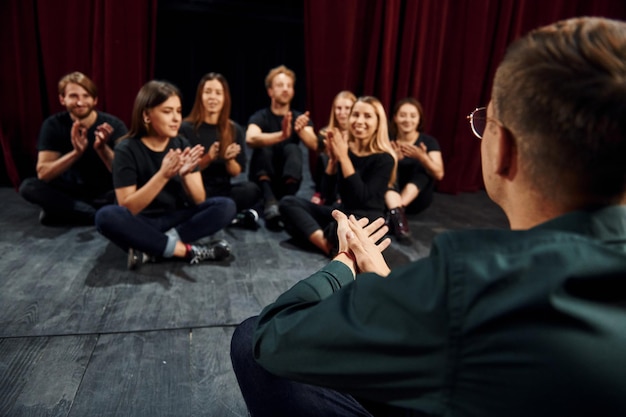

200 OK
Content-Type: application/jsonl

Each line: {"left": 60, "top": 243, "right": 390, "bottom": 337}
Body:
{"left": 160, "top": 145, "right": 205, "bottom": 179}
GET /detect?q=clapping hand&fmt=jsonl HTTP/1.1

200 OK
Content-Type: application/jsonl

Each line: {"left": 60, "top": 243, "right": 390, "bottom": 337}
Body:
{"left": 160, "top": 149, "right": 183, "bottom": 179}
{"left": 332, "top": 210, "right": 391, "bottom": 277}
{"left": 71, "top": 121, "right": 88, "bottom": 155}
{"left": 281, "top": 112, "right": 293, "bottom": 140}
{"left": 400, "top": 142, "right": 428, "bottom": 160}
{"left": 294, "top": 111, "right": 310, "bottom": 133}
{"left": 327, "top": 127, "right": 348, "bottom": 161}
{"left": 224, "top": 143, "right": 241, "bottom": 160}
{"left": 94, "top": 122, "right": 114, "bottom": 150}
{"left": 179, "top": 144, "right": 204, "bottom": 176}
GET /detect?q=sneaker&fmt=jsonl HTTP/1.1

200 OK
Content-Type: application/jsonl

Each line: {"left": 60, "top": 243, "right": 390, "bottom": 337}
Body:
{"left": 188, "top": 239, "right": 231, "bottom": 264}
{"left": 127, "top": 248, "right": 153, "bottom": 270}
{"left": 230, "top": 209, "right": 260, "bottom": 230}
{"left": 264, "top": 203, "right": 283, "bottom": 231}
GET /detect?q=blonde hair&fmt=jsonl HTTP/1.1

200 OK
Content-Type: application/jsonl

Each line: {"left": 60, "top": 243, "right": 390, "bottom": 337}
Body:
{"left": 328, "top": 90, "right": 357, "bottom": 130}
{"left": 348, "top": 96, "right": 397, "bottom": 185}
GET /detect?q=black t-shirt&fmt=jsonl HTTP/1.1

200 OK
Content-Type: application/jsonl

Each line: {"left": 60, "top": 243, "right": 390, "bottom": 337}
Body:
{"left": 38, "top": 111, "right": 128, "bottom": 192}
{"left": 113, "top": 136, "right": 195, "bottom": 215}
{"left": 179, "top": 120, "right": 246, "bottom": 189}
{"left": 247, "top": 107, "right": 313, "bottom": 148}
{"left": 393, "top": 132, "right": 441, "bottom": 185}
{"left": 322, "top": 151, "right": 395, "bottom": 219}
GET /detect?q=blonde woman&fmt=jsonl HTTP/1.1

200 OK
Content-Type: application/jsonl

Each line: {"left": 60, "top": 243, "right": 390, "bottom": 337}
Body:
{"left": 279, "top": 96, "right": 396, "bottom": 256}
{"left": 310, "top": 90, "right": 357, "bottom": 205}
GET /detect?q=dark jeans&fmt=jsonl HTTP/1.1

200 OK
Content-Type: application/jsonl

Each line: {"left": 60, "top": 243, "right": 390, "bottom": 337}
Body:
{"left": 248, "top": 143, "right": 303, "bottom": 199}
{"left": 95, "top": 196, "right": 236, "bottom": 256}
{"left": 230, "top": 317, "right": 424, "bottom": 417}
{"left": 396, "top": 163, "right": 435, "bottom": 215}
{"left": 206, "top": 181, "right": 262, "bottom": 212}
{"left": 279, "top": 195, "right": 337, "bottom": 248}
{"left": 19, "top": 177, "right": 114, "bottom": 224}
{"left": 230, "top": 316, "right": 373, "bottom": 417}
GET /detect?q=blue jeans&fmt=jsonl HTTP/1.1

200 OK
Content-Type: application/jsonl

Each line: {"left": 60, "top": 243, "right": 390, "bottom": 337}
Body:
{"left": 95, "top": 196, "right": 236, "bottom": 256}
{"left": 230, "top": 316, "right": 423, "bottom": 417}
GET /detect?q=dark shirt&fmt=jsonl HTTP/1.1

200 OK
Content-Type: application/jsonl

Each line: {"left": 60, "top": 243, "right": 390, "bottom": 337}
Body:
{"left": 394, "top": 132, "right": 441, "bottom": 187}
{"left": 38, "top": 111, "right": 127, "bottom": 192}
{"left": 179, "top": 120, "right": 247, "bottom": 190}
{"left": 252, "top": 205, "right": 626, "bottom": 417}
{"left": 113, "top": 136, "right": 194, "bottom": 215}
{"left": 247, "top": 107, "right": 313, "bottom": 148}
{"left": 322, "top": 151, "right": 394, "bottom": 219}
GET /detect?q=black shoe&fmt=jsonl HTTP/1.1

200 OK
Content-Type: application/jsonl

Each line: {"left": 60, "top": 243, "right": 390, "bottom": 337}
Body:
{"left": 39, "top": 210, "right": 52, "bottom": 226}
{"left": 39, "top": 210, "right": 93, "bottom": 226}
{"left": 389, "top": 207, "right": 413, "bottom": 244}
{"left": 39, "top": 210, "right": 66, "bottom": 226}
{"left": 188, "top": 239, "right": 231, "bottom": 264}
{"left": 230, "top": 209, "right": 260, "bottom": 230}
{"left": 127, "top": 248, "right": 154, "bottom": 270}
{"left": 264, "top": 203, "right": 284, "bottom": 231}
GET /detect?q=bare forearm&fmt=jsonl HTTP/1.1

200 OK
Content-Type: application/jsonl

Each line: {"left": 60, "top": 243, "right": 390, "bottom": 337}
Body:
{"left": 246, "top": 131, "right": 285, "bottom": 148}
{"left": 37, "top": 151, "right": 80, "bottom": 182}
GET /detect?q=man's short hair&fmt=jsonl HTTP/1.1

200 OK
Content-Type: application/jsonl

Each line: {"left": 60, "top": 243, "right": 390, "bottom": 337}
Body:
{"left": 58, "top": 71, "right": 98, "bottom": 98}
{"left": 493, "top": 17, "right": 626, "bottom": 204}
{"left": 264, "top": 65, "right": 295, "bottom": 89}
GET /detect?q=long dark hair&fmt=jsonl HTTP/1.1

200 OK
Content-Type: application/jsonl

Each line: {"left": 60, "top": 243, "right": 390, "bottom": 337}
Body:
{"left": 184, "top": 72, "right": 234, "bottom": 159}
{"left": 122, "top": 80, "right": 182, "bottom": 140}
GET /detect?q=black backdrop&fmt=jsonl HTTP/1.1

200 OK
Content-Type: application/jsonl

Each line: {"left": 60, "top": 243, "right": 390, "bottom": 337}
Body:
{"left": 154, "top": 0, "right": 307, "bottom": 127}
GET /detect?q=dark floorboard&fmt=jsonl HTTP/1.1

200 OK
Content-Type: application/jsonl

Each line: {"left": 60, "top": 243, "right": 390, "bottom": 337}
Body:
{"left": 0, "top": 174, "right": 508, "bottom": 416}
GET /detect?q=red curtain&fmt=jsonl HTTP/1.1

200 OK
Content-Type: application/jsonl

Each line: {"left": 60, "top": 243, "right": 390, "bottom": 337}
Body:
{"left": 3, "top": 0, "right": 626, "bottom": 194}
{"left": 0, "top": 0, "right": 156, "bottom": 189}
{"left": 303, "top": 0, "right": 626, "bottom": 193}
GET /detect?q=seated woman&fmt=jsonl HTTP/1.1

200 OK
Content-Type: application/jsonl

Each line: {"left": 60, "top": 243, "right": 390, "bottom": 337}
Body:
{"left": 310, "top": 90, "right": 357, "bottom": 205}
{"left": 180, "top": 72, "right": 262, "bottom": 230}
{"left": 385, "top": 98, "right": 444, "bottom": 242}
{"left": 280, "top": 96, "right": 396, "bottom": 256}
{"left": 95, "top": 80, "right": 236, "bottom": 269}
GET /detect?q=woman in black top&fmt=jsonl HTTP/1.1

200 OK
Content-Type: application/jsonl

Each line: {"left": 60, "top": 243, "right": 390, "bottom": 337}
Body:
{"left": 279, "top": 96, "right": 396, "bottom": 256}
{"left": 95, "top": 80, "right": 236, "bottom": 269}
{"left": 180, "top": 73, "right": 261, "bottom": 229}
{"left": 386, "top": 98, "right": 444, "bottom": 243}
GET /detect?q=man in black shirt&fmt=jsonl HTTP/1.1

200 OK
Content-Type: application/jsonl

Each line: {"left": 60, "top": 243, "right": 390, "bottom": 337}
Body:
{"left": 246, "top": 65, "right": 317, "bottom": 230}
{"left": 19, "top": 71, "right": 127, "bottom": 225}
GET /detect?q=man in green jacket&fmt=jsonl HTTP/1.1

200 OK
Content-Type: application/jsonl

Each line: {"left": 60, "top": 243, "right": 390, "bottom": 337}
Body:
{"left": 231, "top": 16, "right": 626, "bottom": 417}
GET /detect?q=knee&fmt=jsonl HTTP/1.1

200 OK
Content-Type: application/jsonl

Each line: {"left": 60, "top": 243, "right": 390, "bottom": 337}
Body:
{"left": 18, "top": 177, "right": 40, "bottom": 199}
{"left": 279, "top": 195, "right": 299, "bottom": 212}
{"left": 230, "top": 316, "right": 259, "bottom": 370}
{"left": 221, "top": 196, "right": 237, "bottom": 216}
{"left": 94, "top": 205, "right": 124, "bottom": 230}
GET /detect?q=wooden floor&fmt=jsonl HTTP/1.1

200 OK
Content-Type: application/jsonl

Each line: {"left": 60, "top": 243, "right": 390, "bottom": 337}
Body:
{"left": 0, "top": 169, "right": 508, "bottom": 416}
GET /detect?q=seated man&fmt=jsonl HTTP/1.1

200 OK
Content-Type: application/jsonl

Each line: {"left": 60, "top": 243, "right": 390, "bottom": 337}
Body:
{"left": 246, "top": 64, "right": 317, "bottom": 230}
{"left": 230, "top": 17, "right": 626, "bottom": 417}
{"left": 19, "top": 71, "right": 127, "bottom": 225}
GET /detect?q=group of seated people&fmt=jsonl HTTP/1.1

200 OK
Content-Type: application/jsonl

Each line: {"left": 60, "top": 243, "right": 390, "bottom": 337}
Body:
{"left": 19, "top": 65, "right": 445, "bottom": 268}
{"left": 16, "top": 16, "right": 626, "bottom": 416}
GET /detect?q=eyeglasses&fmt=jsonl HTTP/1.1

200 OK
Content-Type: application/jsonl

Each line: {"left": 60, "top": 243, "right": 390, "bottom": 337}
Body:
{"left": 467, "top": 107, "right": 487, "bottom": 139}
{"left": 467, "top": 107, "right": 506, "bottom": 139}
